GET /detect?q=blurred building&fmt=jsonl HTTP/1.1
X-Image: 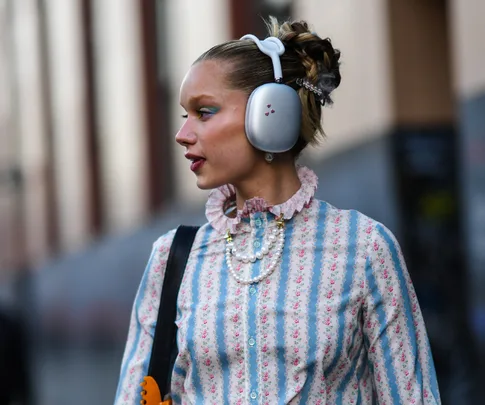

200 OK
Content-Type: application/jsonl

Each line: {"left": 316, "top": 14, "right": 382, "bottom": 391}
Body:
{"left": 0, "top": 0, "right": 484, "bottom": 404}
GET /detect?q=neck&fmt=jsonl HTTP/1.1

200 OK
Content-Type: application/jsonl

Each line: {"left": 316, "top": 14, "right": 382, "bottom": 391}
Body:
{"left": 234, "top": 160, "right": 301, "bottom": 210}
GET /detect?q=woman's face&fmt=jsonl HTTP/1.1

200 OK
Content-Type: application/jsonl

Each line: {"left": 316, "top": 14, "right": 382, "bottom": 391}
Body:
{"left": 176, "top": 60, "right": 262, "bottom": 190}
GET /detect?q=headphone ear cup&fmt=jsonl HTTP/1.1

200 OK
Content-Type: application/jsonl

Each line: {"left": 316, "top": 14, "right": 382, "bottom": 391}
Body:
{"left": 245, "top": 83, "right": 302, "bottom": 153}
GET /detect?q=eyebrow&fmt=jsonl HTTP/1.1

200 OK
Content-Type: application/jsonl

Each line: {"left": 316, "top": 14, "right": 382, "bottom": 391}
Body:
{"left": 180, "top": 94, "right": 218, "bottom": 108}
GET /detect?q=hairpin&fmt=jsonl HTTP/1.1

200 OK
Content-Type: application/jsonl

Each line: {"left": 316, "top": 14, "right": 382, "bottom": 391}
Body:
{"left": 296, "top": 78, "right": 325, "bottom": 105}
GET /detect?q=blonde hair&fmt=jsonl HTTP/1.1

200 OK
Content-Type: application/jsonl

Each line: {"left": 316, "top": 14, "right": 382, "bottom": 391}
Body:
{"left": 196, "top": 17, "right": 341, "bottom": 157}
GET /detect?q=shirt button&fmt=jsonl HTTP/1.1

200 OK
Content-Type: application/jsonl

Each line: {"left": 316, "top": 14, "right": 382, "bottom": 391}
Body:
{"left": 254, "top": 218, "right": 262, "bottom": 228}
{"left": 250, "top": 391, "right": 258, "bottom": 400}
{"left": 248, "top": 337, "right": 256, "bottom": 347}
{"left": 249, "top": 286, "right": 257, "bottom": 295}
{"left": 253, "top": 240, "right": 261, "bottom": 248}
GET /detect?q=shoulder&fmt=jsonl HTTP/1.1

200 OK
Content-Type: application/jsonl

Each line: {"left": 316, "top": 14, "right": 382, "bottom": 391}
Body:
{"left": 138, "top": 228, "right": 178, "bottom": 292}
{"left": 311, "top": 198, "right": 384, "bottom": 228}
{"left": 150, "top": 223, "right": 214, "bottom": 260}
{"left": 311, "top": 198, "right": 400, "bottom": 249}
{"left": 137, "top": 228, "right": 178, "bottom": 301}
{"left": 152, "top": 228, "right": 178, "bottom": 254}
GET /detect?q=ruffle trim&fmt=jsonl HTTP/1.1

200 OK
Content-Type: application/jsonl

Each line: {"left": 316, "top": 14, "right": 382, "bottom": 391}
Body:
{"left": 205, "top": 166, "right": 318, "bottom": 234}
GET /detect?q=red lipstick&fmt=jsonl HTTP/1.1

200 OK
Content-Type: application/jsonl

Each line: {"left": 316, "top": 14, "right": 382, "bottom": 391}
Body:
{"left": 190, "top": 159, "right": 205, "bottom": 172}
{"left": 185, "top": 153, "right": 206, "bottom": 172}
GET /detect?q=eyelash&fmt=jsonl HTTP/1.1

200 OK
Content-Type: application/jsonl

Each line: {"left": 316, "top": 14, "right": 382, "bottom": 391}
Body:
{"left": 181, "top": 110, "right": 216, "bottom": 120}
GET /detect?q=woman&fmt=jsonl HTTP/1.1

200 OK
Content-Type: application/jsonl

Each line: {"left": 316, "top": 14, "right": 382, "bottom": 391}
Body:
{"left": 114, "top": 17, "right": 440, "bottom": 404}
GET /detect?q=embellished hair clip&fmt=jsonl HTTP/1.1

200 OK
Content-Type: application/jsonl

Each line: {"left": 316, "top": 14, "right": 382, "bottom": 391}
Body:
{"left": 296, "top": 78, "right": 325, "bottom": 105}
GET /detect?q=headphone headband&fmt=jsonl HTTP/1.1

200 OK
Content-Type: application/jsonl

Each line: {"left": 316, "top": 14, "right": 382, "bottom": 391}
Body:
{"left": 240, "top": 35, "right": 285, "bottom": 82}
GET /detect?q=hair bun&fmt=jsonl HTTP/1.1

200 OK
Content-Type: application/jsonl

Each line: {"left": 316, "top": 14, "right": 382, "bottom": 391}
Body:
{"left": 315, "top": 39, "right": 341, "bottom": 105}
{"left": 272, "top": 19, "right": 341, "bottom": 105}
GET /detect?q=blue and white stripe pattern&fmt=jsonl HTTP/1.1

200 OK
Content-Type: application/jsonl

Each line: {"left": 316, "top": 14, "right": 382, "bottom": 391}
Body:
{"left": 114, "top": 170, "right": 440, "bottom": 405}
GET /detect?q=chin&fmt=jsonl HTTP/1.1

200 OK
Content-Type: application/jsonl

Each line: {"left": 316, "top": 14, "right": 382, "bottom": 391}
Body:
{"left": 195, "top": 173, "right": 227, "bottom": 190}
{"left": 195, "top": 176, "right": 219, "bottom": 190}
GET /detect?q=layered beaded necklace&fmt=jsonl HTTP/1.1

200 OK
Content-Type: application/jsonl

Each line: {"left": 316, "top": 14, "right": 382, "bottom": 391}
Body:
{"left": 225, "top": 215, "right": 285, "bottom": 285}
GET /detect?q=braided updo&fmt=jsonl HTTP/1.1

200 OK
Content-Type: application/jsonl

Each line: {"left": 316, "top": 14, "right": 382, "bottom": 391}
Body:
{"left": 195, "top": 17, "right": 341, "bottom": 157}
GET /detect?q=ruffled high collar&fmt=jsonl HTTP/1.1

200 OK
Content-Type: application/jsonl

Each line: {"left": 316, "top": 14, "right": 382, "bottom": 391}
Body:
{"left": 205, "top": 166, "right": 318, "bottom": 234}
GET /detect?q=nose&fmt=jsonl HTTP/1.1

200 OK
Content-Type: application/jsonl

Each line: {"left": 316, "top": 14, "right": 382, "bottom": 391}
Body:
{"left": 175, "top": 121, "right": 197, "bottom": 147}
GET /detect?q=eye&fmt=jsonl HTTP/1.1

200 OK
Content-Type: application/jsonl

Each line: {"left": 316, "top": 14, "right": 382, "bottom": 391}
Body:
{"left": 197, "top": 107, "right": 219, "bottom": 120}
{"left": 181, "top": 107, "right": 219, "bottom": 120}
{"left": 196, "top": 110, "right": 210, "bottom": 120}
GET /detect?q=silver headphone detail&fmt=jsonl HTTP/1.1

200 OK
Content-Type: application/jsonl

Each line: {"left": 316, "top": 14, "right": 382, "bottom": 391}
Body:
{"left": 240, "top": 35, "right": 302, "bottom": 153}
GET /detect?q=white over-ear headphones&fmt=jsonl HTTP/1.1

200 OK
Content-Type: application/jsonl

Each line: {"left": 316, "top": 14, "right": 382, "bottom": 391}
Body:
{"left": 240, "top": 34, "right": 302, "bottom": 153}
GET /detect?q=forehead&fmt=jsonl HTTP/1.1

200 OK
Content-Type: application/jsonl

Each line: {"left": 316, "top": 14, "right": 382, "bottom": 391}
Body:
{"left": 179, "top": 60, "right": 235, "bottom": 105}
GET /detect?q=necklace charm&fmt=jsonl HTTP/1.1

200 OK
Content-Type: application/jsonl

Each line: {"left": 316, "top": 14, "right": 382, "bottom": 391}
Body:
{"left": 225, "top": 215, "right": 286, "bottom": 285}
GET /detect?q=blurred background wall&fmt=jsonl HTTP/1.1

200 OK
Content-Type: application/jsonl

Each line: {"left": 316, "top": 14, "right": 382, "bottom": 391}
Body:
{"left": 0, "top": 0, "right": 483, "bottom": 404}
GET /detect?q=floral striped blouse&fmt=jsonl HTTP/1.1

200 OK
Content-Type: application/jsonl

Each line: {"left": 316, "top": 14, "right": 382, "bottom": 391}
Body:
{"left": 114, "top": 166, "right": 441, "bottom": 405}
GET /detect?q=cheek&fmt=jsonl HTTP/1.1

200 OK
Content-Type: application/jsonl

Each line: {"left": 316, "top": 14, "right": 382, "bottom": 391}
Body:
{"left": 219, "top": 134, "right": 255, "bottom": 166}
{"left": 206, "top": 120, "right": 251, "bottom": 162}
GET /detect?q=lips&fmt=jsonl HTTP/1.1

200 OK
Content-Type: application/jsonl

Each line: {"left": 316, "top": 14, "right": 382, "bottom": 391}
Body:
{"left": 190, "top": 158, "right": 205, "bottom": 172}
{"left": 185, "top": 153, "right": 206, "bottom": 172}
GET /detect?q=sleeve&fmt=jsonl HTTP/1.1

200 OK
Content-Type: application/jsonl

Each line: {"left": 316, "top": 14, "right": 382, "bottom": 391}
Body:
{"left": 113, "top": 229, "right": 177, "bottom": 405}
{"left": 362, "top": 223, "right": 441, "bottom": 405}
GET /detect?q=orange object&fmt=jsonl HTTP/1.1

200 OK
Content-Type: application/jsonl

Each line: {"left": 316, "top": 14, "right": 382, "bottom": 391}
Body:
{"left": 140, "top": 376, "right": 172, "bottom": 405}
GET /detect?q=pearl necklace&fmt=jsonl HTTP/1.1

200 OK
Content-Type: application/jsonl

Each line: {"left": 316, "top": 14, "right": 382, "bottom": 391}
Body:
{"left": 225, "top": 216, "right": 285, "bottom": 285}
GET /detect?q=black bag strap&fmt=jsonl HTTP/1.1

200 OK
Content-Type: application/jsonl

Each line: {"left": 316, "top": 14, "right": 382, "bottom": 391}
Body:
{"left": 148, "top": 225, "right": 200, "bottom": 398}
